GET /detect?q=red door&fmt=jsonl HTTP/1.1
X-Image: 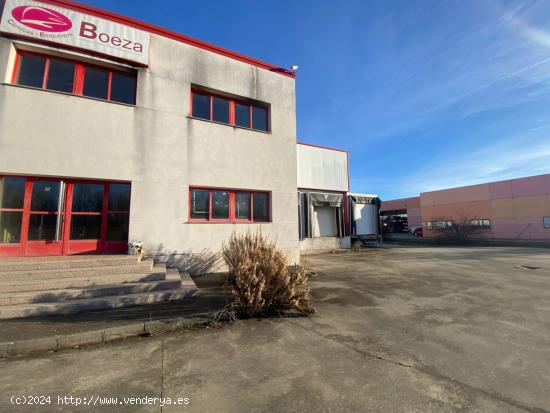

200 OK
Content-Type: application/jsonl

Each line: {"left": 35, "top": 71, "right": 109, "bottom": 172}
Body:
{"left": 62, "top": 181, "right": 104, "bottom": 255}
{"left": 0, "top": 176, "right": 130, "bottom": 257}
{"left": 24, "top": 178, "right": 65, "bottom": 256}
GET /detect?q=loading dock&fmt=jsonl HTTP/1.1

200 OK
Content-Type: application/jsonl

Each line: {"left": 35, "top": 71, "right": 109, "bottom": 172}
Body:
{"left": 349, "top": 193, "right": 380, "bottom": 245}
{"left": 297, "top": 143, "right": 350, "bottom": 251}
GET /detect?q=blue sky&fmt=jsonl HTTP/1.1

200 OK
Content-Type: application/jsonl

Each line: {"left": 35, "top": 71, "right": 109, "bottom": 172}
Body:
{"left": 83, "top": 0, "right": 550, "bottom": 199}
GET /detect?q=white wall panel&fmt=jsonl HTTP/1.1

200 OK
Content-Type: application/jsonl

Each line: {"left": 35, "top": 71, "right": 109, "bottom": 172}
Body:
{"left": 297, "top": 144, "right": 348, "bottom": 192}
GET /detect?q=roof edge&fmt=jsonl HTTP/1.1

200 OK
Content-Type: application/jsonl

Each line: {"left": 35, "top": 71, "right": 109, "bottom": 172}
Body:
{"left": 297, "top": 141, "right": 348, "bottom": 153}
{"left": 36, "top": 0, "right": 296, "bottom": 78}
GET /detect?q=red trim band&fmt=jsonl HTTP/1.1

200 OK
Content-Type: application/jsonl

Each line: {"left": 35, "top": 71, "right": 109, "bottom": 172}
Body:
{"left": 35, "top": 0, "right": 295, "bottom": 78}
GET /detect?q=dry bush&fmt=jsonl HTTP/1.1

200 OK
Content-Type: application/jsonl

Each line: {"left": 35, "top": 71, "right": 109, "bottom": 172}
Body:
{"left": 222, "top": 231, "right": 315, "bottom": 316}
{"left": 432, "top": 213, "right": 484, "bottom": 243}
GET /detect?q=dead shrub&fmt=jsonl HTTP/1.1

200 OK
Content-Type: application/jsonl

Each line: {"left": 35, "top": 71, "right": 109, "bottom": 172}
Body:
{"left": 222, "top": 231, "right": 315, "bottom": 317}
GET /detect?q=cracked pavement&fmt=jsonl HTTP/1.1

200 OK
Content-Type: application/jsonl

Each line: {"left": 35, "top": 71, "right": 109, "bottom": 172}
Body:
{"left": 1, "top": 246, "right": 550, "bottom": 412}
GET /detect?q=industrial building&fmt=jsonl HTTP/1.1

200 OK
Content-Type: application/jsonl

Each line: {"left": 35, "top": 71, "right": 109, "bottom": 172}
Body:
{"left": 381, "top": 173, "right": 550, "bottom": 241}
{"left": 0, "top": 0, "right": 374, "bottom": 318}
{"left": 0, "top": 0, "right": 381, "bottom": 319}
{"left": 0, "top": 0, "right": 303, "bottom": 263}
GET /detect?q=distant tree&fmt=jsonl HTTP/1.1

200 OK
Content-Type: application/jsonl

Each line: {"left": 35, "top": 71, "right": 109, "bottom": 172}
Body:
{"left": 429, "top": 213, "right": 484, "bottom": 243}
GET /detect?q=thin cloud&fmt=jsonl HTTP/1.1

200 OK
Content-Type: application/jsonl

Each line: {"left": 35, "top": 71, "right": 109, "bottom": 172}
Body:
{"left": 403, "top": 137, "right": 550, "bottom": 194}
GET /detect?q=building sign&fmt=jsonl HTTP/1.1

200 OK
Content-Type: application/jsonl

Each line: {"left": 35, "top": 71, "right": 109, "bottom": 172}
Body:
{"left": 0, "top": 0, "right": 150, "bottom": 65}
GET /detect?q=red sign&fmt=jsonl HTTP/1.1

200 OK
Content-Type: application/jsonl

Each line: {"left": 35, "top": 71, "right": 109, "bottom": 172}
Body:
{"left": 1, "top": 0, "right": 149, "bottom": 65}
{"left": 11, "top": 5, "right": 72, "bottom": 32}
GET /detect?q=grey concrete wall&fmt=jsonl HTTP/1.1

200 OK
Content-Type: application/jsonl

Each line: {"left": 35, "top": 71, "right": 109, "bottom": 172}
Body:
{"left": 300, "top": 237, "right": 351, "bottom": 253}
{"left": 0, "top": 33, "right": 299, "bottom": 267}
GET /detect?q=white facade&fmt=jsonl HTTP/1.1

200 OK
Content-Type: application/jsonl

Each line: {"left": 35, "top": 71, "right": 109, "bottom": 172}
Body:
{"left": 0, "top": 0, "right": 300, "bottom": 269}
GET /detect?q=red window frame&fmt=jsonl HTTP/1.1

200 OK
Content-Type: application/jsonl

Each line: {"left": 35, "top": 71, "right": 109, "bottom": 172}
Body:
{"left": 188, "top": 187, "right": 271, "bottom": 223}
{"left": 0, "top": 175, "right": 131, "bottom": 257}
{"left": 189, "top": 89, "right": 270, "bottom": 132}
{"left": 11, "top": 50, "right": 137, "bottom": 105}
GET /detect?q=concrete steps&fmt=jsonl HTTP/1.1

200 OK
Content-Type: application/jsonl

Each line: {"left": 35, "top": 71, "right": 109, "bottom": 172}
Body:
{"left": 0, "top": 255, "right": 138, "bottom": 272}
{"left": 0, "top": 270, "right": 167, "bottom": 293}
{"left": 0, "top": 256, "right": 197, "bottom": 319}
{"left": 0, "top": 278, "right": 181, "bottom": 305}
{"left": 0, "top": 289, "right": 195, "bottom": 319}
{"left": 0, "top": 262, "right": 155, "bottom": 281}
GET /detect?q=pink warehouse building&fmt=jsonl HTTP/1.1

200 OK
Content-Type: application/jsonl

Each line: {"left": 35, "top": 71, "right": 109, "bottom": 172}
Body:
{"left": 381, "top": 173, "right": 550, "bottom": 240}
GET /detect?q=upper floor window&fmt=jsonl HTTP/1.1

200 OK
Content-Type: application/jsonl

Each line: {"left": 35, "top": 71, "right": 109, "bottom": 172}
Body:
{"left": 13, "top": 51, "right": 137, "bottom": 105}
{"left": 190, "top": 89, "right": 270, "bottom": 132}
{"left": 189, "top": 188, "right": 270, "bottom": 223}
{"left": 469, "top": 219, "right": 491, "bottom": 229}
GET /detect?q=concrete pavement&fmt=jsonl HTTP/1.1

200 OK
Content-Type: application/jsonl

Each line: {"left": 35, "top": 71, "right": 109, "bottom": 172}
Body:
{"left": 1, "top": 246, "right": 549, "bottom": 412}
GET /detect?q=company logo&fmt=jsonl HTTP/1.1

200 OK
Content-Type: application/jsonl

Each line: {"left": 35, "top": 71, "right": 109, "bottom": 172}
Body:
{"left": 11, "top": 5, "right": 72, "bottom": 32}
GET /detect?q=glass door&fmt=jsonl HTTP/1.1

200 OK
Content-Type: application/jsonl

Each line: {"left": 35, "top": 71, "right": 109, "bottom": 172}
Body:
{"left": 62, "top": 182, "right": 104, "bottom": 255}
{"left": 62, "top": 181, "right": 131, "bottom": 255}
{"left": 24, "top": 179, "right": 65, "bottom": 256}
{"left": 0, "top": 175, "right": 131, "bottom": 256}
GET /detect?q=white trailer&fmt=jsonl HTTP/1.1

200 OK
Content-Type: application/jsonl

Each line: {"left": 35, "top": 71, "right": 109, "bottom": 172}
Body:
{"left": 349, "top": 193, "right": 381, "bottom": 245}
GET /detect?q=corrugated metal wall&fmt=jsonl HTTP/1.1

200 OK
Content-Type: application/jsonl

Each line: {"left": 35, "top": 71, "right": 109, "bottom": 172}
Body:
{"left": 297, "top": 144, "right": 348, "bottom": 192}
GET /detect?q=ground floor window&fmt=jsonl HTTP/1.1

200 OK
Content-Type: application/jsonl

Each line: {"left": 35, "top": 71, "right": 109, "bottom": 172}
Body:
{"left": 0, "top": 176, "right": 130, "bottom": 256}
{"left": 425, "top": 221, "right": 453, "bottom": 229}
{"left": 0, "top": 176, "right": 26, "bottom": 243}
{"left": 189, "top": 188, "right": 270, "bottom": 223}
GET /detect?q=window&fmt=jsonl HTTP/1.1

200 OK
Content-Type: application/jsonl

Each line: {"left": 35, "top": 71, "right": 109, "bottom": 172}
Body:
{"left": 0, "top": 176, "right": 26, "bottom": 244}
{"left": 544, "top": 217, "right": 550, "bottom": 229}
{"left": 70, "top": 183, "right": 103, "bottom": 240}
{"left": 425, "top": 221, "right": 453, "bottom": 229}
{"left": 47, "top": 58, "right": 75, "bottom": 93}
{"left": 190, "top": 189, "right": 209, "bottom": 220}
{"left": 106, "top": 183, "right": 131, "bottom": 241}
{"left": 16, "top": 53, "right": 45, "bottom": 88}
{"left": 13, "top": 51, "right": 137, "bottom": 105}
{"left": 212, "top": 191, "right": 230, "bottom": 220}
{"left": 235, "top": 103, "right": 251, "bottom": 128}
{"left": 469, "top": 219, "right": 491, "bottom": 229}
{"left": 83, "top": 66, "right": 109, "bottom": 100}
{"left": 191, "top": 90, "right": 270, "bottom": 132}
{"left": 252, "top": 106, "right": 268, "bottom": 132}
{"left": 192, "top": 93, "right": 210, "bottom": 120}
{"left": 253, "top": 192, "right": 269, "bottom": 221}
{"left": 212, "top": 97, "right": 230, "bottom": 124}
{"left": 110, "top": 72, "right": 137, "bottom": 105}
{"left": 189, "top": 188, "right": 270, "bottom": 222}
{"left": 235, "top": 192, "right": 251, "bottom": 220}
{"left": 71, "top": 183, "right": 103, "bottom": 212}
